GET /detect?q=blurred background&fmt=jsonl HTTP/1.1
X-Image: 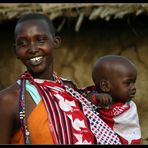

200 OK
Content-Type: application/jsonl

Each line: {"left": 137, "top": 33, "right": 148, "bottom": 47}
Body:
{"left": 0, "top": 3, "right": 148, "bottom": 144}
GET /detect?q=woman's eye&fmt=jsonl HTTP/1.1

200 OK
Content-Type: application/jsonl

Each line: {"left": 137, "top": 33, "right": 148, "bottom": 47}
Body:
{"left": 17, "top": 40, "right": 28, "bottom": 47}
{"left": 37, "top": 37, "right": 46, "bottom": 43}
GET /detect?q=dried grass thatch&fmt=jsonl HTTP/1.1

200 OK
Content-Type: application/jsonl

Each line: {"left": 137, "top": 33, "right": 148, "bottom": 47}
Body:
{"left": 0, "top": 3, "right": 148, "bottom": 31}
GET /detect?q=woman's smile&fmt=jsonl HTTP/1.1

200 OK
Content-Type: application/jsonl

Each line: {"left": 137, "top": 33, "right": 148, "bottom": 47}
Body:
{"left": 28, "top": 56, "right": 44, "bottom": 66}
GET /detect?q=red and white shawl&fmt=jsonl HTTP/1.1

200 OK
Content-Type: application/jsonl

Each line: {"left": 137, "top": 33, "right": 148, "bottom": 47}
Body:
{"left": 98, "top": 101, "right": 141, "bottom": 144}
{"left": 20, "top": 71, "right": 121, "bottom": 144}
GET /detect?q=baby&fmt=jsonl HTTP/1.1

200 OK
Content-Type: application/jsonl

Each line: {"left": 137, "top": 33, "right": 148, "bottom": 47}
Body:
{"left": 91, "top": 55, "right": 141, "bottom": 144}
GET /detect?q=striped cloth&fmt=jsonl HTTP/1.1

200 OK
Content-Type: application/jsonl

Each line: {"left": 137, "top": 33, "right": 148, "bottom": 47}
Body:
{"left": 20, "top": 71, "right": 121, "bottom": 144}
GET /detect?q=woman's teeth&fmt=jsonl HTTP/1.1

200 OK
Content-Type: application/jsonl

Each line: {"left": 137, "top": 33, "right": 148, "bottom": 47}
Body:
{"left": 29, "top": 56, "right": 43, "bottom": 66}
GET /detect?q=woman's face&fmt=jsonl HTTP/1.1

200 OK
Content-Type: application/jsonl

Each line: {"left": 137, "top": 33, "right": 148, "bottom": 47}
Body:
{"left": 15, "top": 19, "right": 55, "bottom": 74}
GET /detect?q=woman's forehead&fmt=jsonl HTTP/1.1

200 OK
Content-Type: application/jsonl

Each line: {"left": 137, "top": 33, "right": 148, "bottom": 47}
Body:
{"left": 16, "top": 19, "right": 50, "bottom": 35}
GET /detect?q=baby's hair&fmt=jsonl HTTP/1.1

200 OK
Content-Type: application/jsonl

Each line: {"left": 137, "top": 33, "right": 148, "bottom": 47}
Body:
{"left": 92, "top": 55, "right": 136, "bottom": 89}
{"left": 14, "top": 12, "right": 56, "bottom": 38}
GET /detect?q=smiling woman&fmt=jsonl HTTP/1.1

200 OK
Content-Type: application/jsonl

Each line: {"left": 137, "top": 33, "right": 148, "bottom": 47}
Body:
{"left": 14, "top": 17, "right": 58, "bottom": 76}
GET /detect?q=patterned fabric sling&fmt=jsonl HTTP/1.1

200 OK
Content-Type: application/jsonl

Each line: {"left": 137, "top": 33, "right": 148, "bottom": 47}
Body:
{"left": 19, "top": 71, "right": 121, "bottom": 144}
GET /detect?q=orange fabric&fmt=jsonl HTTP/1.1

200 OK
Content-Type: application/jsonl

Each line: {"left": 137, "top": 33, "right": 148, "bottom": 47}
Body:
{"left": 11, "top": 100, "right": 54, "bottom": 144}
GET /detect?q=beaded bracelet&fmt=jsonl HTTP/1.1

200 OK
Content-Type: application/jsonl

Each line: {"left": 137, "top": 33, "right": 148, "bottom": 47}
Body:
{"left": 92, "top": 93, "right": 100, "bottom": 106}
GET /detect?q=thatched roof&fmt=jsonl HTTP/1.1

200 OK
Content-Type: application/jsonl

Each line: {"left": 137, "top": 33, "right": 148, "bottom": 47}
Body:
{"left": 1, "top": 3, "right": 148, "bottom": 32}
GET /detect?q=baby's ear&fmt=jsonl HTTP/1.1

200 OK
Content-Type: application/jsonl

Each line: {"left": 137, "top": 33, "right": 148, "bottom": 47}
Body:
{"left": 53, "top": 36, "right": 61, "bottom": 48}
{"left": 100, "top": 80, "right": 111, "bottom": 92}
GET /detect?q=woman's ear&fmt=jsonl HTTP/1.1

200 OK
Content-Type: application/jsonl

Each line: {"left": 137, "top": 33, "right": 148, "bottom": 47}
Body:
{"left": 100, "top": 79, "right": 111, "bottom": 92}
{"left": 53, "top": 36, "right": 61, "bottom": 49}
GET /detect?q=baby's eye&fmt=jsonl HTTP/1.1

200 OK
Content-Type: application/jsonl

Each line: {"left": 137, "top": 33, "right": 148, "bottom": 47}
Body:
{"left": 123, "top": 81, "right": 131, "bottom": 86}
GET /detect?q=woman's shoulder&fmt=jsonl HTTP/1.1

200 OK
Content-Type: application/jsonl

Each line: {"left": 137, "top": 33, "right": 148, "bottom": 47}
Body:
{"left": 0, "top": 83, "right": 20, "bottom": 142}
{"left": 0, "top": 83, "right": 19, "bottom": 98}
{"left": 0, "top": 83, "right": 20, "bottom": 112}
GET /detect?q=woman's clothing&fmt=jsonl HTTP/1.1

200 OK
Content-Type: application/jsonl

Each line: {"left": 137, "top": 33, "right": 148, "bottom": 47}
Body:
{"left": 11, "top": 71, "right": 121, "bottom": 144}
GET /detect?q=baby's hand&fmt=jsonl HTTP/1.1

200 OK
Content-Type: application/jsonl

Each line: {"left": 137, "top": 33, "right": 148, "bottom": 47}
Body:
{"left": 92, "top": 93, "right": 112, "bottom": 108}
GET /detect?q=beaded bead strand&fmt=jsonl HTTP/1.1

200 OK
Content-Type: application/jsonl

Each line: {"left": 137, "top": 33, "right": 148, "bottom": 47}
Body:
{"left": 19, "top": 79, "right": 30, "bottom": 144}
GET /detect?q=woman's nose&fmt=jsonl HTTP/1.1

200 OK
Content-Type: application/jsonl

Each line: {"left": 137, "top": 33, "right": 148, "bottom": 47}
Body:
{"left": 28, "top": 43, "right": 38, "bottom": 53}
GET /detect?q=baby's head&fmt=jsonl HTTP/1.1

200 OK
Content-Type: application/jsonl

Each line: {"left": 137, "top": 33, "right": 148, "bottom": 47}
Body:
{"left": 92, "top": 55, "right": 137, "bottom": 103}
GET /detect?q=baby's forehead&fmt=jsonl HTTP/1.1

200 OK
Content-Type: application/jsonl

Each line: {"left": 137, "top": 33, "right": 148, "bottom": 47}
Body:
{"left": 105, "top": 58, "right": 134, "bottom": 68}
{"left": 108, "top": 61, "right": 137, "bottom": 76}
{"left": 99, "top": 57, "right": 132, "bottom": 66}
{"left": 96, "top": 57, "right": 136, "bottom": 73}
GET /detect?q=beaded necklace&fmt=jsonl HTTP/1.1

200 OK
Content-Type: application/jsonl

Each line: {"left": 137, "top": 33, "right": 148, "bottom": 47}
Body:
{"left": 19, "top": 78, "right": 30, "bottom": 144}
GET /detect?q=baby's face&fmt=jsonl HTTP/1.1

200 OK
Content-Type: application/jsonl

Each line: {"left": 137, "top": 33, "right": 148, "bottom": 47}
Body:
{"left": 109, "top": 63, "right": 137, "bottom": 103}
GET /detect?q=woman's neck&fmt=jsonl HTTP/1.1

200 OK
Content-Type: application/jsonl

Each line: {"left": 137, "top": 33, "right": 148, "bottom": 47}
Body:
{"left": 29, "top": 68, "right": 54, "bottom": 81}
